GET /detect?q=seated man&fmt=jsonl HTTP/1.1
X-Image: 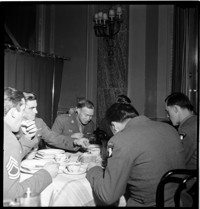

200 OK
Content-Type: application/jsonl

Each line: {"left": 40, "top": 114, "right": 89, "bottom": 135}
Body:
{"left": 4, "top": 87, "right": 59, "bottom": 201}
{"left": 98, "top": 95, "right": 132, "bottom": 166}
{"left": 86, "top": 102, "right": 185, "bottom": 207}
{"left": 165, "top": 92, "right": 197, "bottom": 170}
{"left": 51, "top": 99, "right": 95, "bottom": 148}
{"left": 98, "top": 94, "right": 132, "bottom": 139}
{"left": 18, "top": 92, "right": 89, "bottom": 159}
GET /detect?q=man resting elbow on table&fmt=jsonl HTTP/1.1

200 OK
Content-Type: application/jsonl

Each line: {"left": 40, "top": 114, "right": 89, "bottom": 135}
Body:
{"left": 17, "top": 92, "right": 89, "bottom": 160}
{"left": 50, "top": 99, "right": 95, "bottom": 149}
{"left": 86, "top": 103, "right": 185, "bottom": 207}
{"left": 4, "top": 87, "right": 59, "bottom": 202}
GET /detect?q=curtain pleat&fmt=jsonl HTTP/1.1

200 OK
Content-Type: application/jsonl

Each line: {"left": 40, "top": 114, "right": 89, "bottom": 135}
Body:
{"left": 53, "top": 59, "right": 64, "bottom": 126}
{"left": 172, "top": 6, "right": 198, "bottom": 112}
{"left": 4, "top": 49, "right": 63, "bottom": 127}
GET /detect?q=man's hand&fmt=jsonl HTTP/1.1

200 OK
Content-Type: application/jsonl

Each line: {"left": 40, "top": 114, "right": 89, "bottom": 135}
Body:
{"left": 21, "top": 120, "right": 38, "bottom": 138}
{"left": 43, "top": 162, "right": 59, "bottom": 178}
{"left": 71, "top": 132, "right": 84, "bottom": 139}
{"left": 73, "top": 138, "right": 89, "bottom": 149}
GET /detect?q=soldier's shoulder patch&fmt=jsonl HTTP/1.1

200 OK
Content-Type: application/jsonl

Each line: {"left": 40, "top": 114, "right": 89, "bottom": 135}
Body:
{"left": 6, "top": 156, "right": 20, "bottom": 180}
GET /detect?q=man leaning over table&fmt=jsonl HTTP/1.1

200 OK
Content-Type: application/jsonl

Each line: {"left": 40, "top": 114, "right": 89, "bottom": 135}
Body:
{"left": 50, "top": 99, "right": 95, "bottom": 149}
{"left": 18, "top": 92, "right": 90, "bottom": 159}
{"left": 4, "top": 87, "right": 59, "bottom": 202}
{"left": 86, "top": 103, "right": 185, "bottom": 207}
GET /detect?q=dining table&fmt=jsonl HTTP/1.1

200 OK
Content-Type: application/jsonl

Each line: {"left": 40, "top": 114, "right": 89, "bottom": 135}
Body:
{"left": 20, "top": 150, "right": 126, "bottom": 206}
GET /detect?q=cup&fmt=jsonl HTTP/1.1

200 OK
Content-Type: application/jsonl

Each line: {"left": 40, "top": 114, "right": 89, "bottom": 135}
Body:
{"left": 67, "top": 164, "right": 81, "bottom": 173}
{"left": 20, "top": 194, "right": 41, "bottom": 206}
{"left": 55, "top": 153, "right": 66, "bottom": 163}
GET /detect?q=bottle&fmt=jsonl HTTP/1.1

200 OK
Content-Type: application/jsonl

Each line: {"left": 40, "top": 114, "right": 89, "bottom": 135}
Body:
{"left": 20, "top": 187, "right": 41, "bottom": 206}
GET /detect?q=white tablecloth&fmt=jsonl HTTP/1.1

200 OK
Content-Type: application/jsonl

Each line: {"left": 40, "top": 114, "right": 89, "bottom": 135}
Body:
{"left": 20, "top": 152, "right": 126, "bottom": 206}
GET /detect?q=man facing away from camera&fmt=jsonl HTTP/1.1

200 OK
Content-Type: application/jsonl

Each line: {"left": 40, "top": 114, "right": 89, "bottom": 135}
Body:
{"left": 86, "top": 102, "right": 185, "bottom": 207}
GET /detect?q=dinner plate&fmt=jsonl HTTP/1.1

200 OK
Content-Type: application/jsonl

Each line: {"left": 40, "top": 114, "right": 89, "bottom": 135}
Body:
{"left": 35, "top": 153, "right": 55, "bottom": 159}
{"left": 38, "top": 149, "right": 65, "bottom": 155}
{"left": 20, "top": 166, "right": 37, "bottom": 174}
{"left": 21, "top": 159, "right": 54, "bottom": 170}
{"left": 63, "top": 167, "right": 86, "bottom": 175}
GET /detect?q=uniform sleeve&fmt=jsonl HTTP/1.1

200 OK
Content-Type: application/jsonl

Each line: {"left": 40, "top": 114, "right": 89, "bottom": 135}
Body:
{"left": 18, "top": 135, "right": 39, "bottom": 159}
{"left": 3, "top": 137, "right": 52, "bottom": 201}
{"left": 52, "top": 115, "right": 64, "bottom": 134}
{"left": 179, "top": 118, "right": 197, "bottom": 168}
{"left": 86, "top": 136, "right": 132, "bottom": 205}
{"left": 40, "top": 119, "right": 79, "bottom": 152}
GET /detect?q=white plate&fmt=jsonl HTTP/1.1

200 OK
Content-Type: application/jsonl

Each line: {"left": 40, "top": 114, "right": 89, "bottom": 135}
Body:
{"left": 20, "top": 167, "right": 37, "bottom": 174}
{"left": 63, "top": 167, "right": 86, "bottom": 175}
{"left": 21, "top": 159, "right": 54, "bottom": 170}
{"left": 35, "top": 153, "right": 55, "bottom": 159}
{"left": 38, "top": 149, "right": 65, "bottom": 155}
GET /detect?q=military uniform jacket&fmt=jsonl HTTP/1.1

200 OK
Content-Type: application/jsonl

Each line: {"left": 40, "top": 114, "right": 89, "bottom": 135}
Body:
{"left": 3, "top": 122, "right": 52, "bottom": 201}
{"left": 52, "top": 112, "right": 95, "bottom": 140}
{"left": 19, "top": 117, "right": 80, "bottom": 155}
{"left": 86, "top": 116, "right": 185, "bottom": 207}
{"left": 178, "top": 115, "right": 197, "bottom": 169}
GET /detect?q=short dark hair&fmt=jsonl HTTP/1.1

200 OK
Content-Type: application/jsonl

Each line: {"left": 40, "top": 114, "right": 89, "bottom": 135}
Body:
{"left": 116, "top": 94, "right": 131, "bottom": 104}
{"left": 165, "top": 92, "right": 193, "bottom": 111}
{"left": 4, "top": 87, "right": 25, "bottom": 116}
{"left": 77, "top": 99, "right": 94, "bottom": 109}
{"left": 105, "top": 103, "right": 139, "bottom": 126}
{"left": 23, "top": 92, "right": 37, "bottom": 101}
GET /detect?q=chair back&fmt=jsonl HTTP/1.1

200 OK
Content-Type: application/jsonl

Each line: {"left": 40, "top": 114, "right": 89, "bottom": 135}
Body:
{"left": 156, "top": 169, "right": 198, "bottom": 207}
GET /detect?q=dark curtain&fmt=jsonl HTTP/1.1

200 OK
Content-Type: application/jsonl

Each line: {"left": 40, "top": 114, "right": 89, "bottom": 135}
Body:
{"left": 52, "top": 58, "right": 64, "bottom": 125}
{"left": 172, "top": 5, "right": 198, "bottom": 112}
{"left": 4, "top": 49, "right": 63, "bottom": 127}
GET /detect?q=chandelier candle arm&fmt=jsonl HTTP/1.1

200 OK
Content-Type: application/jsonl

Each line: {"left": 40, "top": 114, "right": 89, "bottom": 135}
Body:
{"left": 109, "top": 9, "right": 115, "bottom": 21}
{"left": 103, "top": 13, "right": 108, "bottom": 25}
{"left": 116, "top": 6, "right": 122, "bottom": 19}
{"left": 94, "top": 13, "right": 98, "bottom": 24}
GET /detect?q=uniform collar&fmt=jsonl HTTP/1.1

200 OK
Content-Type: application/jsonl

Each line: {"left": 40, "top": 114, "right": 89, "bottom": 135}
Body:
{"left": 125, "top": 115, "right": 150, "bottom": 128}
{"left": 179, "top": 114, "right": 196, "bottom": 129}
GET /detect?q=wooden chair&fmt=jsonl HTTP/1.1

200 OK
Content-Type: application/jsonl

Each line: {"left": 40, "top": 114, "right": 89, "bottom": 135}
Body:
{"left": 156, "top": 169, "right": 198, "bottom": 207}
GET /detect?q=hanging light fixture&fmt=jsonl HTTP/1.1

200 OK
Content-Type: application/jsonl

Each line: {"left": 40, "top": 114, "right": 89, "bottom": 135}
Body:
{"left": 93, "top": 6, "right": 122, "bottom": 57}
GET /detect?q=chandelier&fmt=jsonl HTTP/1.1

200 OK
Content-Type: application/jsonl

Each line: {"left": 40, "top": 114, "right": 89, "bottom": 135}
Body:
{"left": 93, "top": 6, "right": 122, "bottom": 57}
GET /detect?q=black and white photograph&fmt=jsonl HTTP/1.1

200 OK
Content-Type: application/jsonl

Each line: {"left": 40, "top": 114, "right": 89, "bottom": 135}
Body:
{"left": 3, "top": 1, "right": 199, "bottom": 207}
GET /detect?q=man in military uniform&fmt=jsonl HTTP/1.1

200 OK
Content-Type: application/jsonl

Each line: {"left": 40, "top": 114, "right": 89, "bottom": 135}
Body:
{"left": 51, "top": 99, "right": 95, "bottom": 150}
{"left": 165, "top": 92, "right": 197, "bottom": 170}
{"left": 86, "top": 103, "right": 185, "bottom": 207}
{"left": 4, "top": 87, "right": 59, "bottom": 201}
{"left": 19, "top": 92, "right": 90, "bottom": 159}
